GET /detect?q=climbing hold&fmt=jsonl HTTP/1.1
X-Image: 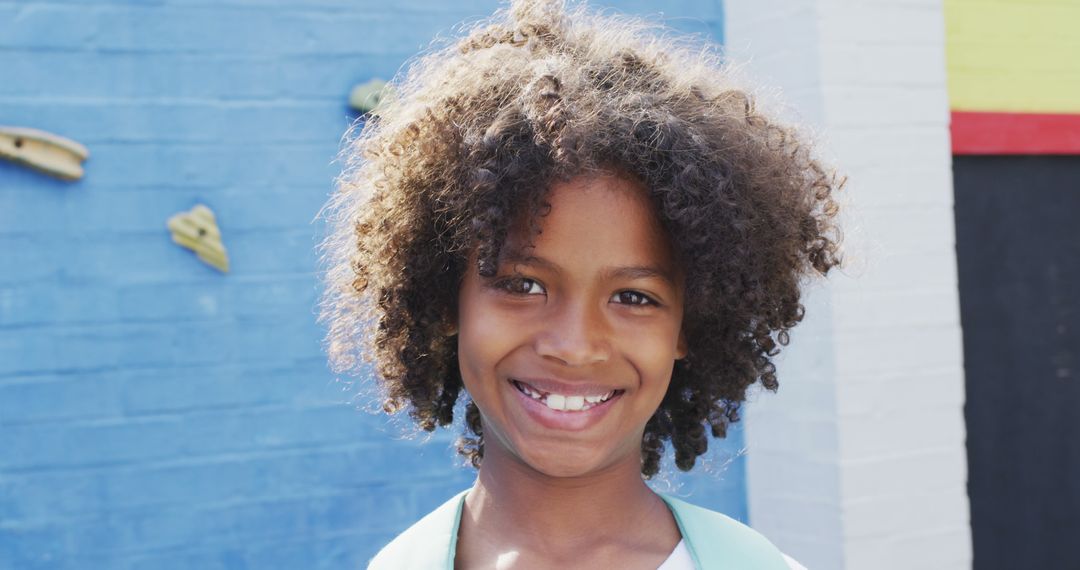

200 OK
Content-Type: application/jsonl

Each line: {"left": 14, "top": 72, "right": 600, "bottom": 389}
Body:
{"left": 167, "top": 204, "right": 230, "bottom": 273}
{"left": 0, "top": 126, "right": 89, "bottom": 181}
{"left": 349, "top": 78, "right": 390, "bottom": 115}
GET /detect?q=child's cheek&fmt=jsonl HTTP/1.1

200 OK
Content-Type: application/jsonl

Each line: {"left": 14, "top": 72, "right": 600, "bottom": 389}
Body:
{"left": 455, "top": 285, "right": 524, "bottom": 400}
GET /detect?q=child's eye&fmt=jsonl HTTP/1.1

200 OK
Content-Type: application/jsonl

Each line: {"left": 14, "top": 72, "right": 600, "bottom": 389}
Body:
{"left": 497, "top": 277, "right": 546, "bottom": 296}
{"left": 611, "top": 290, "right": 657, "bottom": 306}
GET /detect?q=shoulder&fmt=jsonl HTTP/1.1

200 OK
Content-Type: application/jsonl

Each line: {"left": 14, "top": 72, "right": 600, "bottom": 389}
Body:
{"left": 367, "top": 490, "right": 468, "bottom": 570}
{"left": 659, "top": 494, "right": 798, "bottom": 570}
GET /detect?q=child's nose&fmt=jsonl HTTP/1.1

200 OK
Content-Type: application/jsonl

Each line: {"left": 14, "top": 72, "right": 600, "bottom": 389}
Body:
{"left": 533, "top": 300, "right": 612, "bottom": 366}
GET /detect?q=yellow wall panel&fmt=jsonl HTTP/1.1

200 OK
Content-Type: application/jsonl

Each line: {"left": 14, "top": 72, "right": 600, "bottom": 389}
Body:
{"left": 945, "top": 0, "right": 1080, "bottom": 113}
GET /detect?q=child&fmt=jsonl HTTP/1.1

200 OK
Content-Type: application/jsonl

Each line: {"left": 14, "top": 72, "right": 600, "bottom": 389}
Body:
{"left": 321, "top": 0, "right": 841, "bottom": 567}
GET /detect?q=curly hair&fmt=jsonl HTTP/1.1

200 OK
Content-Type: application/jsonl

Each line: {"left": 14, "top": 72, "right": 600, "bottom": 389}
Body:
{"left": 320, "top": 0, "right": 842, "bottom": 478}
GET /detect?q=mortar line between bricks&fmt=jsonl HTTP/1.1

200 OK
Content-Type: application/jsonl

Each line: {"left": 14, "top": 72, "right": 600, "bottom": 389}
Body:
{"left": 0, "top": 315, "right": 247, "bottom": 331}
{"left": 0, "top": 45, "right": 435, "bottom": 57}
{"left": 0, "top": 312, "right": 317, "bottom": 331}
{"left": 0, "top": 440, "right": 386, "bottom": 479}
{"left": 0, "top": 45, "right": 417, "bottom": 61}
{"left": 1, "top": 486, "right": 421, "bottom": 534}
{"left": 826, "top": 320, "right": 961, "bottom": 333}
{"left": 0, "top": 398, "right": 352, "bottom": 428}
{"left": 0, "top": 0, "right": 500, "bottom": 14}
{"left": 99, "top": 526, "right": 395, "bottom": 563}
{"left": 0, "top": 360, "right": 328, "bottom": 382}
{"left": 17, "top": 140, "right": 342, "bottom": 149}
{"left": 0, "top": 356, "right": 328, "bottom": 384}
{"left": 829, "top": 369, "right": 966, "bottom": 385}
{"left": 837, "top": 444, "right": 969, "bottom": 464}
{"left": 0, "top": 181, "right": 337, "bottom": 191}
{"left": 24, "top": 136, "right": 335, "bottom": 144}
{"left": 61, "top": 227, "right": 325, "bottom": 239}
{"left": 843, "top": 523, "right": 973, "bottom": 543}
{"left": 95, "top": 521, "right": 451, "bottom": 563}
{"left": 0, "top": 313, "right": 325, "bottom": 329}
{"left": 0, "top": 95, "right": 344, "bottom": 106}
{"left": 36, "top": 270, "right": 323, "bottom": 290}
{"left": 0, "top": 436, "right": 383, "bottom": 476}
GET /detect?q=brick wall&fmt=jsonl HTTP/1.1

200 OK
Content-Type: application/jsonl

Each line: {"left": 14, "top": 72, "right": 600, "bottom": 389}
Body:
{"left": 0, "top": 1, "right": 738, "bottom": 567}
{"left": 727, "top": 0, "right": 973, "bottom": 568}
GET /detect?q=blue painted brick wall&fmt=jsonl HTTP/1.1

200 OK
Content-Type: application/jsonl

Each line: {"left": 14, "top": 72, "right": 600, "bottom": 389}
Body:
{"left": 0, "top": 1, "right": 738, "bottom": 567}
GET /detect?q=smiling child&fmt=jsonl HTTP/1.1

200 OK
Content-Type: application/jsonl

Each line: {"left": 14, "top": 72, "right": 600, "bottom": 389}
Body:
{"left": 321, "top": 0, "right": 842, "bottom": 568}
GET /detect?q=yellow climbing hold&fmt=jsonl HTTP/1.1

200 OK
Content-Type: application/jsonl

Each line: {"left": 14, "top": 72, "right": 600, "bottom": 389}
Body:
{"left": 0, "top": 126, "right": 89, "bottom": 181}
{"left": 167, "top": 204, "right": 230, "bottom": 273}
{"left": 349, "top": 78, "right": 390, "bottom": 115}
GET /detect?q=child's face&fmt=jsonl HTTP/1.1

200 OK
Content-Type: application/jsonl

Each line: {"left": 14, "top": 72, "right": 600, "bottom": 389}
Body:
{"left": 456, "top": 174, "right": 687, "bottom": 478}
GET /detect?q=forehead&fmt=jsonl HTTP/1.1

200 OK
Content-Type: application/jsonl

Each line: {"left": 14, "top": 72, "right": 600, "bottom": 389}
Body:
{"left": 504, "top": 174, "right": 678, "bottom": 272}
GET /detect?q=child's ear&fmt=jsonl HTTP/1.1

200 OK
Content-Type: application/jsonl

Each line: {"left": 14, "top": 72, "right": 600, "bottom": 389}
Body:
{"left": 675, "top": 330, "right": 688, "bottom": 359}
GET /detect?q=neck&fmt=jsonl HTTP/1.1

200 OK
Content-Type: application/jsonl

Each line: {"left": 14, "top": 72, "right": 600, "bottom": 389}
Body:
{"left": 462, "top": 446, "right": 673, "bottom": 553}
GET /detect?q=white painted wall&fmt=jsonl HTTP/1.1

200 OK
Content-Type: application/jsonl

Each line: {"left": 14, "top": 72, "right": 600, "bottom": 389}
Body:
{"left": 725, "top": 0, "right": 973, "bottom": 568}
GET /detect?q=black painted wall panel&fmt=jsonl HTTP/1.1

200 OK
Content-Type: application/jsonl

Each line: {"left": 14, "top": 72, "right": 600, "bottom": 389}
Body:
{"left": 954, "top": 156, "right": 1080, "bottom": 570}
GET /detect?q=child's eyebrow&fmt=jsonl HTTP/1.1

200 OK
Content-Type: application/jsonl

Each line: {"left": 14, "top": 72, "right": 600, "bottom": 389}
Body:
{"left": 502, "top": 252, "right": 677, "bottom": 287}
{"left": 603, "top": 265, "right": 677, "bottom": 287}
{"left": 501, "top": 252, "right": 563, "bottom": 275}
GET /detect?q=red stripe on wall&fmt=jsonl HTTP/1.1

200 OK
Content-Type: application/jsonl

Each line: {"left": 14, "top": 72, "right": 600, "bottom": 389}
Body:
{"left": 951, "top": 111, "right": 1080, "bottom": 155}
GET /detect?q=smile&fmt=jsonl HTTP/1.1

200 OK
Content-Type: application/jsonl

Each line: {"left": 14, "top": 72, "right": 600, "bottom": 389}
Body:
{"left": 510, "top": 379, "right": 621, "bottom": 411}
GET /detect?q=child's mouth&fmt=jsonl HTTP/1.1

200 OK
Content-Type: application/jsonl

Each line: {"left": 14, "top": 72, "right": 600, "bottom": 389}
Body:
{"left": 510, "top": 379, "right": 622, "bottom": 412}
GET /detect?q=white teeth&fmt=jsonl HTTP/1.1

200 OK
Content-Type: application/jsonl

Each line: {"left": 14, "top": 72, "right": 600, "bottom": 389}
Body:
{"left": 514, "top": 380, "right": 617, "bottom": 412}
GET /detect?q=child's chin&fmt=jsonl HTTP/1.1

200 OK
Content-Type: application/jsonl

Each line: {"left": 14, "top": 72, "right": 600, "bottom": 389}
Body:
{"left": 517, "top": 448, "right": 612, "bottom": 479}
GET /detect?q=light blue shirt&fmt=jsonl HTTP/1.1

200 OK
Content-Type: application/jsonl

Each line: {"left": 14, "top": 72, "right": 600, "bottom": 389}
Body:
{"left": 368, "top": 490, "right": 792, "bottom": 569}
